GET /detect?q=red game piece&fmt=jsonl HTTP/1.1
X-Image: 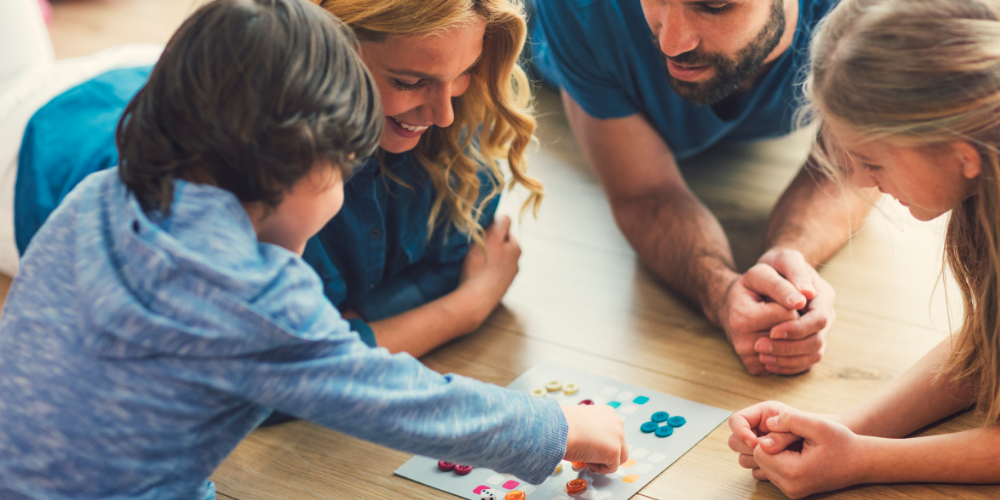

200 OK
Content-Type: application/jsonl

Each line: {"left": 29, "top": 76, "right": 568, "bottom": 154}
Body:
{"left": 566, "top": 478, "right": 588, "bottom": 494}
{"left": 571, "top": 462, "right": 587, "bottom": 471}
{"left": 454, "top": 464, "right": 474, "bottom": 475}
{"left": 504, "top": 491, "right": 525, "bottom": 500}
{"left": 437, "top": 461, "right": 455, "bottom": 472}
{"left": 578, "top": 399, "right": 595, "bottom": 405}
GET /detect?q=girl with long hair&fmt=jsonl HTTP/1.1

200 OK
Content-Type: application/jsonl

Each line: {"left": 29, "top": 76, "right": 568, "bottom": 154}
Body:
{"left": 727, "top": 0, "right": 1000, "bottom": 496}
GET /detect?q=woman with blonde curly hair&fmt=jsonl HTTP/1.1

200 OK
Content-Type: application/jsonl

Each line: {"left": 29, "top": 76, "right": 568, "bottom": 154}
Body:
{"left": 728, "top": 0, "right": 1000, "bottom": 496}
{"left": 7, "top": 0, "right": 543, "bottom": 359}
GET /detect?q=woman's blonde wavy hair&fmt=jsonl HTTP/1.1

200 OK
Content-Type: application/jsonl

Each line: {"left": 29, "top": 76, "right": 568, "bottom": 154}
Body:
{"left": 802, "top": 0, "right": 1000, "bottom": 423}
{"left": 313, "top": 0, "right": 543, "bottom": 246}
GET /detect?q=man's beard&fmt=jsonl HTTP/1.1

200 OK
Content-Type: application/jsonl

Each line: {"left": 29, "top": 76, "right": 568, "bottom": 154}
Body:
{"left": 655, "top": 0, "right": 786, "bottom": 106}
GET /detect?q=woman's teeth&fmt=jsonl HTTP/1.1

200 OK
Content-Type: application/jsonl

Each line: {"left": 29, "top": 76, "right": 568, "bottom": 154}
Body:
{"left": 394, "top": 118, "right": 428, "bottom": 133}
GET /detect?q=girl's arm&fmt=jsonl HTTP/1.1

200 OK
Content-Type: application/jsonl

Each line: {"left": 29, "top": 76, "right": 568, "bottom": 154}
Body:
{"left": 368, "top": 215, "right": 520, "bottom": 357}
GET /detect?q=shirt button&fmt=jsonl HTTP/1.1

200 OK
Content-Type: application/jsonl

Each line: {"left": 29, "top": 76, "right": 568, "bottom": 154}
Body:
{"left": 370, "top": 227, "right": 381, "bottom": 238}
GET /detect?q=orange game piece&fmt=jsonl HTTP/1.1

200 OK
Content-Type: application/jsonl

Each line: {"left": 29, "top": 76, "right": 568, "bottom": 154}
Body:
{"left": 504, "top": 491, "right": 526, "bottom": 500}
{"left": 566, "top": 478, "right": 588, "bottom": 495}
{"left": 571, "top": 461, "right": 587, "bottom": 471}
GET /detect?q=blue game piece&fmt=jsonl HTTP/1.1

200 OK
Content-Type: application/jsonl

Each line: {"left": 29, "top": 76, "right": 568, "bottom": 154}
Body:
{"left": 633, "top": 396, "right": 650, "bottom": 405}
{"left": 655, "top": 425, "right": 674, "bottom": 437}
{"left": 640, "top": 421, "right": 658, "bottom": 433}
{"left": 650, "top": 411, "right": 669, "bottom": 422}
{"left": 668, "top": 416, "right": 687, "bottom": 427}
{"left": 607, "top": 401, "right": 621, "bottom": 408}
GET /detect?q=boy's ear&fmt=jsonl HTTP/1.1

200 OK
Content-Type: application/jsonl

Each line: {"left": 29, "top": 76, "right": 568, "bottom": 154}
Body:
{"left": 953, "top": 140, "right": 982, "bottom": 180}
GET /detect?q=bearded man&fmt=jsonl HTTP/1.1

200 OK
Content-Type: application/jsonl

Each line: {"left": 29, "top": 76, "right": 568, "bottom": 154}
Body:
{"left": 532, "top": 0, "right": 863, "bottom": 376}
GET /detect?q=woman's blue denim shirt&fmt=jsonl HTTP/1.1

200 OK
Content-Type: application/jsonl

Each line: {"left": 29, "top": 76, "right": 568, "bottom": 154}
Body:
{"left": 14, "top": 66, "right": 500, "bottom": 348}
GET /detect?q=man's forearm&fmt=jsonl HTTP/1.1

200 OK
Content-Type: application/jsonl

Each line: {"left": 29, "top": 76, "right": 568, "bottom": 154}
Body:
{"left": 766, "top": 160, "right": 875, "bottom": 265}
{"left": 612, "top": 187, "right": 738, "bottom": 326}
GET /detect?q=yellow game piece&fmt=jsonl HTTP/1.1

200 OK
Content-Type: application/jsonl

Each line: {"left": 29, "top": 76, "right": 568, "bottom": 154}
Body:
{"left": 545, "top": 380, "right": 562, "bottom": 392}
{"left": 530, "top": 388, "right": 547, "bottom": 397}
{"left": 562, "top": 382, "right": 579, "bottom": 395}
{"left": 553, "top": 461, "right": 563, "bottom": 474}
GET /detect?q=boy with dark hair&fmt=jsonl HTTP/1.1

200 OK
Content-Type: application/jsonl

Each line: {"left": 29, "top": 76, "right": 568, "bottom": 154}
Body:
{"left": 0, "top": 0, "right": 627, "bottom": 498}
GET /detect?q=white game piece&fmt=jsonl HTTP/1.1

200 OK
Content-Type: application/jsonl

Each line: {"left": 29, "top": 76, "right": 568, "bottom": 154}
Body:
{"left": 580, "top": 489, "right": 596, "bottom": 499}
{"left": 631, "top": 448, "right": 649, "bottom": 459}
{"left": 619, "top": 404, "right": 638, "bottom": 415}
{"left": 648, "top": 453, "right": 666, "bottom": 463}
{"left": 480, "top": 489, "right": 498, "bottom": 500}
{"left": 616, "top": 391, "right": 635, "bottom": 402}
{"left": 530, "top": 388, "right": 547, "bottom": 397}
{"left": 636, "top": 463, "right": 653, "bottom": 473}
{"left": 600, "top": 386, "right": 619, "bottom": 397}
{"left": 546, "top": 380, "right": 563, "bottom": 392}
{"left": 485, "top": 474, "right": 504, "bottom": 485}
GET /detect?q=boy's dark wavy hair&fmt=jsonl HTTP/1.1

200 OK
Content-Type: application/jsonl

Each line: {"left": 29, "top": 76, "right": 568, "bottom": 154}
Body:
{"left": 117, "top": 0, "right": 382, "bottom": 214}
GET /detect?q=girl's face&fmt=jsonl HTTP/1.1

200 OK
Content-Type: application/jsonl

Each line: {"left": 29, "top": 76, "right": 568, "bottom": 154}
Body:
{"left": 825, "top": 115, "right": 983, "bottom": 222}
{"left": 359, "top": 18, "right": 487, "bottom": 154}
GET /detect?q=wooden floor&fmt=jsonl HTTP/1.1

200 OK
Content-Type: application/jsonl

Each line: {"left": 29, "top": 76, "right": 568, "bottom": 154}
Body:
{"left": 2, "top": 0, "right": 995, "bottom": 498}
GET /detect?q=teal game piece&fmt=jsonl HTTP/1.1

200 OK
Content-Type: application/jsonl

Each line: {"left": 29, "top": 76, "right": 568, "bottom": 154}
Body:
{"left": 633, "top": 396, "right": 649, "bottom": 405}
{"left": 607, "top": 401, "right": 621, "bottom": 409}
{"left": 654, "top": 425, "right": 674, "bottom": 438}
{"left": 640, "top": 421, "right": 658, "bottom": 433}
{"left": 668, "top": 416, "right": 687, "bottom": 427}
{"left": 651, "top": 411, "right": 669, "bottom": 422}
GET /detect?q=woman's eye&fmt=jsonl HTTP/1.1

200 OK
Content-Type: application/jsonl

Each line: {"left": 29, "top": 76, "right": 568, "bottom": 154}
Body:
{"left": 391, "top": 79, "right": 425, "bottom": 91}
{"left": 862, "top": 162, "right": 882, "bottom": 171}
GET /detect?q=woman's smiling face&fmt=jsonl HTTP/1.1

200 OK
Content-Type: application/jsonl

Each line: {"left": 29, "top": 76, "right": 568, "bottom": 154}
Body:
{"left": 359, "top": 18, "right": 486, "bottom": 154}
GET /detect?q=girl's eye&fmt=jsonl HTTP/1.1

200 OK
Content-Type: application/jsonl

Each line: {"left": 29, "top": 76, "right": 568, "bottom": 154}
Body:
{"left": 391, "top": 79, "right": 425, "bottom": 91}
{"left": 862, "top": 162, "right": 882, "bottom": 171}
{"left": 700, "top": 3, "right": 732, "bottom": 14}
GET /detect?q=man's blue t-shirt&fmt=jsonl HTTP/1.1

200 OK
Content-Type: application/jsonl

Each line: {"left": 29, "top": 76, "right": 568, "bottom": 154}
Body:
{"left": 531, "top": 0, "right": 833, "bottom": 160}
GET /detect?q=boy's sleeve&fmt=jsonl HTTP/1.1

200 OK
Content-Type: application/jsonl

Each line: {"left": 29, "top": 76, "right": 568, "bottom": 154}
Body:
{"left": 231, "top": 301, "right": 567, "bottom": 485}
{"left": 354, "top": 168, "right": 502, "bottom": 322}
{"left": 531, "top": 0, "right": 638, "bottom": 119}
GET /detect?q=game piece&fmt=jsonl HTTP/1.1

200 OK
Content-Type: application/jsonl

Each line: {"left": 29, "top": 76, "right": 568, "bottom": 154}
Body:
{"left": 530, "top": 388, "right": 547, "bottom": 397}
{"left": 654, "top": 425, "right": 673, "bottom": 438}
{"left": 571, "top": 462, "right": 587, "bottom": 471}
{"left": 640, "top": 421, "right": 658, "bottom": 433}
{"left": 394, "top": 362, "right": 731, "bottom": 500}
{"left": 454, "top": 465, "right": 473, "bottom": 475}
{"left": 562, "top": 382, "right": 579, "bottom": 394}
{"left": 438, "top": 461, "right": 455, "bottom": 472}
{"left": 545, "top": 380, "right": 563, "bottom": 392}
{"left": 667, "top": 416, "right": 686, "bottom": 427}
{"left": 650, "top": 411, "right": 669, "bottom": 422}
{"left": 566, "top": 479, "right": 588, "bottom": 495}
{"left": 504, "top": 491, "right": 525, "bottom": 500}
{"left": 480, "top": 488, "right": 497, "bottom": 500}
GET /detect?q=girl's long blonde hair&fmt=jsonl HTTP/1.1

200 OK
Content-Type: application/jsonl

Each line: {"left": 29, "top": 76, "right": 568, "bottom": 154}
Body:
{"left": 804, "top": 0, "right": 1000, "bottom": 423}
{"left": 313, "top": 0, "right": 543, "bottom": 245}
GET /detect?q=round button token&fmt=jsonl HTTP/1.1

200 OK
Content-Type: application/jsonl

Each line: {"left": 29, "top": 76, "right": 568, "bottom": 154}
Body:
{"left": 530, "top": 388, "right": 547, "bottom": 397}
{"left": 562, "top": 382, "right": 579, "bottom": 394}
{"left": 454, "top": 464, "right": 474, "bottom": 475}
{"left": 571, "top": 461, "right": 587, "bottom": 471}
{"left": 651, "top": 411, "right": 670, "bottom": 422}
{"left": 668, "top": 416, "right": 687, "bottom": 427}
{"left": 640, "top": 421, "right": 658, "bottom": 433}
{"left": 578, "top": 399, "right": 594, "bottom": 405}
{"left": 655, "top": 425, "right": 674, "bottom": 437}
{"left": 437, "top": 461, "right": 455, "bottom": 472}
{"left": 505, "top": 491, "right": 526, "bottom": 500}
{"left": 546, "top": 380, "right": 563, "bottom": 392}
{"left": 566, "top": 479, "right": 588, "bottom": 495}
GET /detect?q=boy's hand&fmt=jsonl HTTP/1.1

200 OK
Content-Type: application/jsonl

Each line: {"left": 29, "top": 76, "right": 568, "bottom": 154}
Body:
{"left": 561, "top": 405, "right": 628, "bottom": 474}
{"left": 751, "top": 409, "right": 866, "bottom": 499}
{"left": 458, "top": 216, "right": 521, "bottom": 329}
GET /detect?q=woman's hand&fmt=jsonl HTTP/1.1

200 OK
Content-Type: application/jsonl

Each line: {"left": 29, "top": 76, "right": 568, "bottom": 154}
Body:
{"left": 458, "top": 215, "right": 521, "bottom": 329}
{"left": 751, "top": 408, "right": 868, "bottom": 499}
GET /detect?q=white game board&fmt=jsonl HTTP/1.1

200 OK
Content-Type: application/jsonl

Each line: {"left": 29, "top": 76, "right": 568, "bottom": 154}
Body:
{"left": 394, "top": 362, "right": 731, "bottom": 500}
